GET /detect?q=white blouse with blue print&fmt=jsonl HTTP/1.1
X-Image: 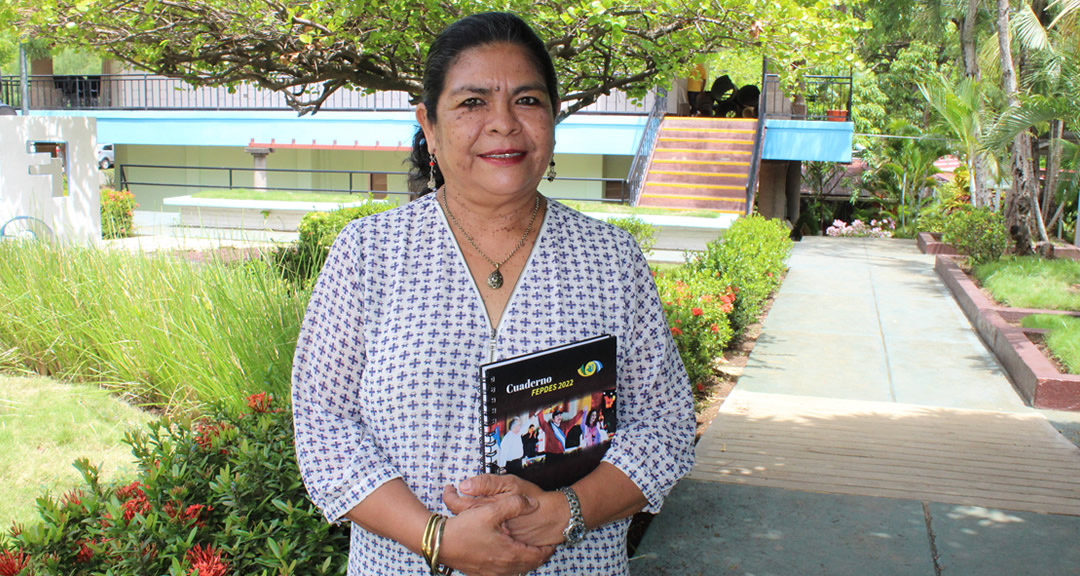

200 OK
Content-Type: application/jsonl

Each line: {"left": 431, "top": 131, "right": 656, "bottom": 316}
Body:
{"left": 292, "top": 193, "right": 695, "bottom": 575}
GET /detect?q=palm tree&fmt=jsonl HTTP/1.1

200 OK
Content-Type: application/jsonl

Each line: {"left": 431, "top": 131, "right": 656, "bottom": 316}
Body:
{"left": 918, "top": 74, "right": 1000, "bottom": 207}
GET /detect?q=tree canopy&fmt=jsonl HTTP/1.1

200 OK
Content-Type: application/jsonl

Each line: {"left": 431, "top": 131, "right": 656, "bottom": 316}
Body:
{"left": 14, "top": 0, "right": 865, "bottom": 118}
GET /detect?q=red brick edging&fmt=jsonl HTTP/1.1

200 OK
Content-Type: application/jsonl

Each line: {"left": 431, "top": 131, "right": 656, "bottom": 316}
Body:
{"left": 934, "top": 254, "right": 1080, "bottom": 411}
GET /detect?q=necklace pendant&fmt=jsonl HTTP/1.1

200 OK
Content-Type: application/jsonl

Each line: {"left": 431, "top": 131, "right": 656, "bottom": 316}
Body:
{"left": 487, "top": 269, "right": 504, "bottom": 290}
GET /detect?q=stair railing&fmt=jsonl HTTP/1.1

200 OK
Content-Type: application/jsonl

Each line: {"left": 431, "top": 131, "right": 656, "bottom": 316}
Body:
{"left": 744, "top": 58, "right": 769, "bottom": 215}
{"left": 623, "top": 87, "right": 668, "bottom": 205}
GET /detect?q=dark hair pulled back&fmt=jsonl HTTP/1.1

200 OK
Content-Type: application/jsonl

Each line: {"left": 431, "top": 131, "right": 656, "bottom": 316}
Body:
{"left": 407, "top": 12, "right": 559, "bottom": 195}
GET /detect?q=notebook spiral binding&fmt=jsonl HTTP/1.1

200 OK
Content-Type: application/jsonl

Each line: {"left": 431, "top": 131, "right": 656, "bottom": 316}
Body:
{"left": 481, "top": 379, "right": 498, "bottom": 473}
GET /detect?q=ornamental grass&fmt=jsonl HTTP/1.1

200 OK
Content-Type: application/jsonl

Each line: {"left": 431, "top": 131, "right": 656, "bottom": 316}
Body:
{"left": 0, "top": 241, "right": 308, "bottom": 414}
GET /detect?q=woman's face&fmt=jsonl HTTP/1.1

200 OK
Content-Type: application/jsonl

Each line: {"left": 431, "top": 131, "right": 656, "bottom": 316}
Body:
{"left": 417, "top": 42, "right": 557, "bottom": 203}
{"left": 588, "top": 410, "right": 598, "bottom": 426}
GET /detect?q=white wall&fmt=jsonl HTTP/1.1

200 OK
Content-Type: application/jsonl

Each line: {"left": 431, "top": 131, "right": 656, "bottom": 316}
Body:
{"left": 0, "top": 117, "right": 100, "bottom": 243}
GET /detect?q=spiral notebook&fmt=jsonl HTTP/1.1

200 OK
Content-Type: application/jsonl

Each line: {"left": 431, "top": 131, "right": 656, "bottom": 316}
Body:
{"left": 480, "top": 334, "right": 617, "bottom": 491}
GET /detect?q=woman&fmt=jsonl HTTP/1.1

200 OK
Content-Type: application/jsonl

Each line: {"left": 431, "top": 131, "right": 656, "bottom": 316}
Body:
{"left": 292, "top": 12, "right": 694, "bottom": 576}
{"left": 580, "top": 409, "right": 607, "bottom": 448}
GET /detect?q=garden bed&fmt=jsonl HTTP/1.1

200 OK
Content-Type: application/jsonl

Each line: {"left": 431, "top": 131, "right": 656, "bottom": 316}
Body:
{"left": 934, "top": 254, "right": 1080, "bottom": 410}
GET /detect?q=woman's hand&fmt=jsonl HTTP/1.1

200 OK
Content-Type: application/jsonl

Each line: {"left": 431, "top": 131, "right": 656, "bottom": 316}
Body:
{"left": 438, "top": 494, "right": 556, "bottom": 576}
{"left": 443, "top": 474, "right": 544, "bottom": 513}
{"left": 444, "top": 475, "right": 568, "bottom": 548}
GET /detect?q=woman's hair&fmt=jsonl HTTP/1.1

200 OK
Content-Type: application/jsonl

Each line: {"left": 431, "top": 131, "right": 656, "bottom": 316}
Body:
{"left": 407, "top": 12, "right": 559, "bottom": 195}
{"left": 587, "top": 409, "right": 600, "bottom": 426}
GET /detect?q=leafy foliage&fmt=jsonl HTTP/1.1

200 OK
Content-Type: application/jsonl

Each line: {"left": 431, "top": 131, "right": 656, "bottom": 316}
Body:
{"left": 606, "top": 215, "right": 655, "bottom": 256}
{"left": 16, "top": 0, "right": 865, "bottom": 117}
{"left": 2, "top": 394, "right": 350, "bottom": 576}
{"left": 271, "top": 199, "right": 395, "bottom": 286}
{"left": 686, "top": 215, "right": 791, "bottom": 333}
{"left": 942, "top": 206, "right": 1009, "bottom": 265}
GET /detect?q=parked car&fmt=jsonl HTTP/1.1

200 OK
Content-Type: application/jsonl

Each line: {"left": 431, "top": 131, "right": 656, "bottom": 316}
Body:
{"left": 96, "top": 143, "right": 114, "bottom": 169}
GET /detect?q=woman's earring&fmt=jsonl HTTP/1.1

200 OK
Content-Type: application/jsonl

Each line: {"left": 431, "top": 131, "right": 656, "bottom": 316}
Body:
{"left": 546, "top": 159, "right": 557, "bottom": 182}
{"left": 428, "top": 155, "right": 438, "bottom": 192}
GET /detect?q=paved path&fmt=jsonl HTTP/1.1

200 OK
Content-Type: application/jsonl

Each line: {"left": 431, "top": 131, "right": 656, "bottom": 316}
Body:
{"left": 633, "top": 237, "right": 1080, "bottom": 576}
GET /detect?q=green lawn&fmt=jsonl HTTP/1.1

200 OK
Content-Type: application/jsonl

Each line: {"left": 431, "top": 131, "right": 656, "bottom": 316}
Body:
{"left": 0, "top": 375, "right": 153, "bottom": 528}
{"left": 191, "top": 188, "right": 388, "bottom": 204}
{"left": 1022, "top": 314, "right": 1080, "bottom": 374}
{"left": 975, "top": 256, "right": 1080, "bottom": 311}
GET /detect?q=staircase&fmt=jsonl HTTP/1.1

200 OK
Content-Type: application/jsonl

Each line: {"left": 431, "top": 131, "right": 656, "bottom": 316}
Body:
{"left": 635, "top": 117, "right": 757, "bottom": 213}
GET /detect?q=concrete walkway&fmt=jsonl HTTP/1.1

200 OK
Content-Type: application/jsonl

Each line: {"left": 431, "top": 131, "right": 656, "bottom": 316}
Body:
{"left": 633, "top": 237, "right": 1080, "bottom": 576}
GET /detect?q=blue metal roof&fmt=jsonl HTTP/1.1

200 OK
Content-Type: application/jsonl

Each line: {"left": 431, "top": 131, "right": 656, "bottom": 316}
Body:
{"left": 33, "top": 110, "right": 646, "bottom": 156}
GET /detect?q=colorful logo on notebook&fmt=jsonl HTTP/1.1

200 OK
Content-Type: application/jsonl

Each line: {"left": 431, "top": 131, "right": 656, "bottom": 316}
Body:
{"left": 577, "top": 360, "right": 603, "bottom": 378}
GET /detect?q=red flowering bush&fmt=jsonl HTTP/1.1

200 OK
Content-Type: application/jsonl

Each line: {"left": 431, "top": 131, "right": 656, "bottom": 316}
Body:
{"left": 655, "top": 270, "right": 735, "bottom": 389}
{"left": 1, "top": 394, "right": 348, "bottom": 575}
{"left": 0, "top": 549, "right": 28, "bottom": 576}
{"left": 100, "top": 188, "right": 138, "bottom": 239}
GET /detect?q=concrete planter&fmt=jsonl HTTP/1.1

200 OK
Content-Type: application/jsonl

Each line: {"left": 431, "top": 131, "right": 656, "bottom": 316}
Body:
{"left": 916, "top": 232, "right": 960, "bottom": 256}
{"left": 162, "top": 195, "right": 376, "bottom": 232}
{"left": 935, "top": 254, "right": 1080, "bottom": 410}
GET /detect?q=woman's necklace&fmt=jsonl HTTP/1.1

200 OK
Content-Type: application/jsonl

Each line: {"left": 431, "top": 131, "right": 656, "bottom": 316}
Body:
{"left": 441, "top": 186, "right": 541, "bottom": 290}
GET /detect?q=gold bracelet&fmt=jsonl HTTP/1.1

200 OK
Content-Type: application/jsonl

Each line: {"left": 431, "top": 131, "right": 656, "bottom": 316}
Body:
{"left": 421, "top": 513, "right": 442, "bottom": 567}
{"left": 429, "top": 515, "right": 453, "bottom": 576}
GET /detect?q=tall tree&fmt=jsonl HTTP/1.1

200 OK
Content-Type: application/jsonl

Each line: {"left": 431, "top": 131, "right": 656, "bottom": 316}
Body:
{"left": 997, "top": 0, "right": 1048, "bottom": 252}
{"left": 988, "top": 0, "right": 1079, "bottom": 241}
{"left": 15, "top": 0, "right": 864, "bottom": 119}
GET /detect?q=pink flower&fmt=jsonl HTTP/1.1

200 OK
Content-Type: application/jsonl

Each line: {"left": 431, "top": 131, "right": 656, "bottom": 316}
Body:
{"left": 691, "top": 307, "right": 704, "bottom": 316}
{"left": 670, "top": 327, "right": 684, "bottom": 336}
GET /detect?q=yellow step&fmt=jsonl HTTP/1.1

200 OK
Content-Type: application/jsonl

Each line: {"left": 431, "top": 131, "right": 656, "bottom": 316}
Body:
{"left": 645, "top": 182, "right": 745, "bottom": 191}
{"left": 641, "top": 193, "right": 747, "bottom": 203}
{"left": 636, "top": 205, "right": 745, "bottom": 215}
{"left": 659, "top": 137, "right": 755, "bottom": 145}
{"left": 655, "top": 148, "right": 752, "bottom": 156}
{"left": 661, "top": 127, "right": 756, "bottom": 134}
{"left": 663, "top": 117, "right": 758, "bottom": 124}
{"left": 649, "top": 170, "right": 747, "bottom": 178}
{"left": 652, "top": 159, "right": 751, "bottom": 167}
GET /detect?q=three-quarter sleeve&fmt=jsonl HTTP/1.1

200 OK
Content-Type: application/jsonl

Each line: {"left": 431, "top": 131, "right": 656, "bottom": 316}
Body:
{"left": 292, "top": 222, "right": 402, "bottom": 523}
{"left": 601, "top": 238, "right": 696, "bottom": 514}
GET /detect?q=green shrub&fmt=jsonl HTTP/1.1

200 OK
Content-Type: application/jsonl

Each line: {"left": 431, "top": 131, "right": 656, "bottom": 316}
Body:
{"left": 942, "top": 206, "right": 1008, "bottom": 266}
{"left": 100, "top": 188, "right": 138, "bottom": 239}
{"left": 686, "top": 215, "right": 792, "bottom": 331}
{"left": 0, "top": 242, "right": 307, "bottom": 412}
{"left": 2, "top": 394, "right": 349, "bottom": 576}
{"left": 273, "top": 199, "right": 395, "bottom": 285}
{"left": 606, "top": 216, "right": 656, "bottom": 256}
{"left": 654, "top": 270, "right": 736, "bottom": 389}
{"left": 915, "top": 167, "right": 971, "bottom": 236}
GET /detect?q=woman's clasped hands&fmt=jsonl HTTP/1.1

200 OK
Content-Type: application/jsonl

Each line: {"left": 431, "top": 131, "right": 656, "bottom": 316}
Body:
{"left": 439, "top": 474, "right": 571, "bottom": 575}
{"left": 434, "top": 471, "right": 561, "bottom": 574}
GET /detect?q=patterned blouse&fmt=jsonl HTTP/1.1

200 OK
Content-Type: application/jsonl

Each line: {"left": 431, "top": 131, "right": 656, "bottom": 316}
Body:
{"left": 292, "top": 193, "right": 695, "bottom": 575}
